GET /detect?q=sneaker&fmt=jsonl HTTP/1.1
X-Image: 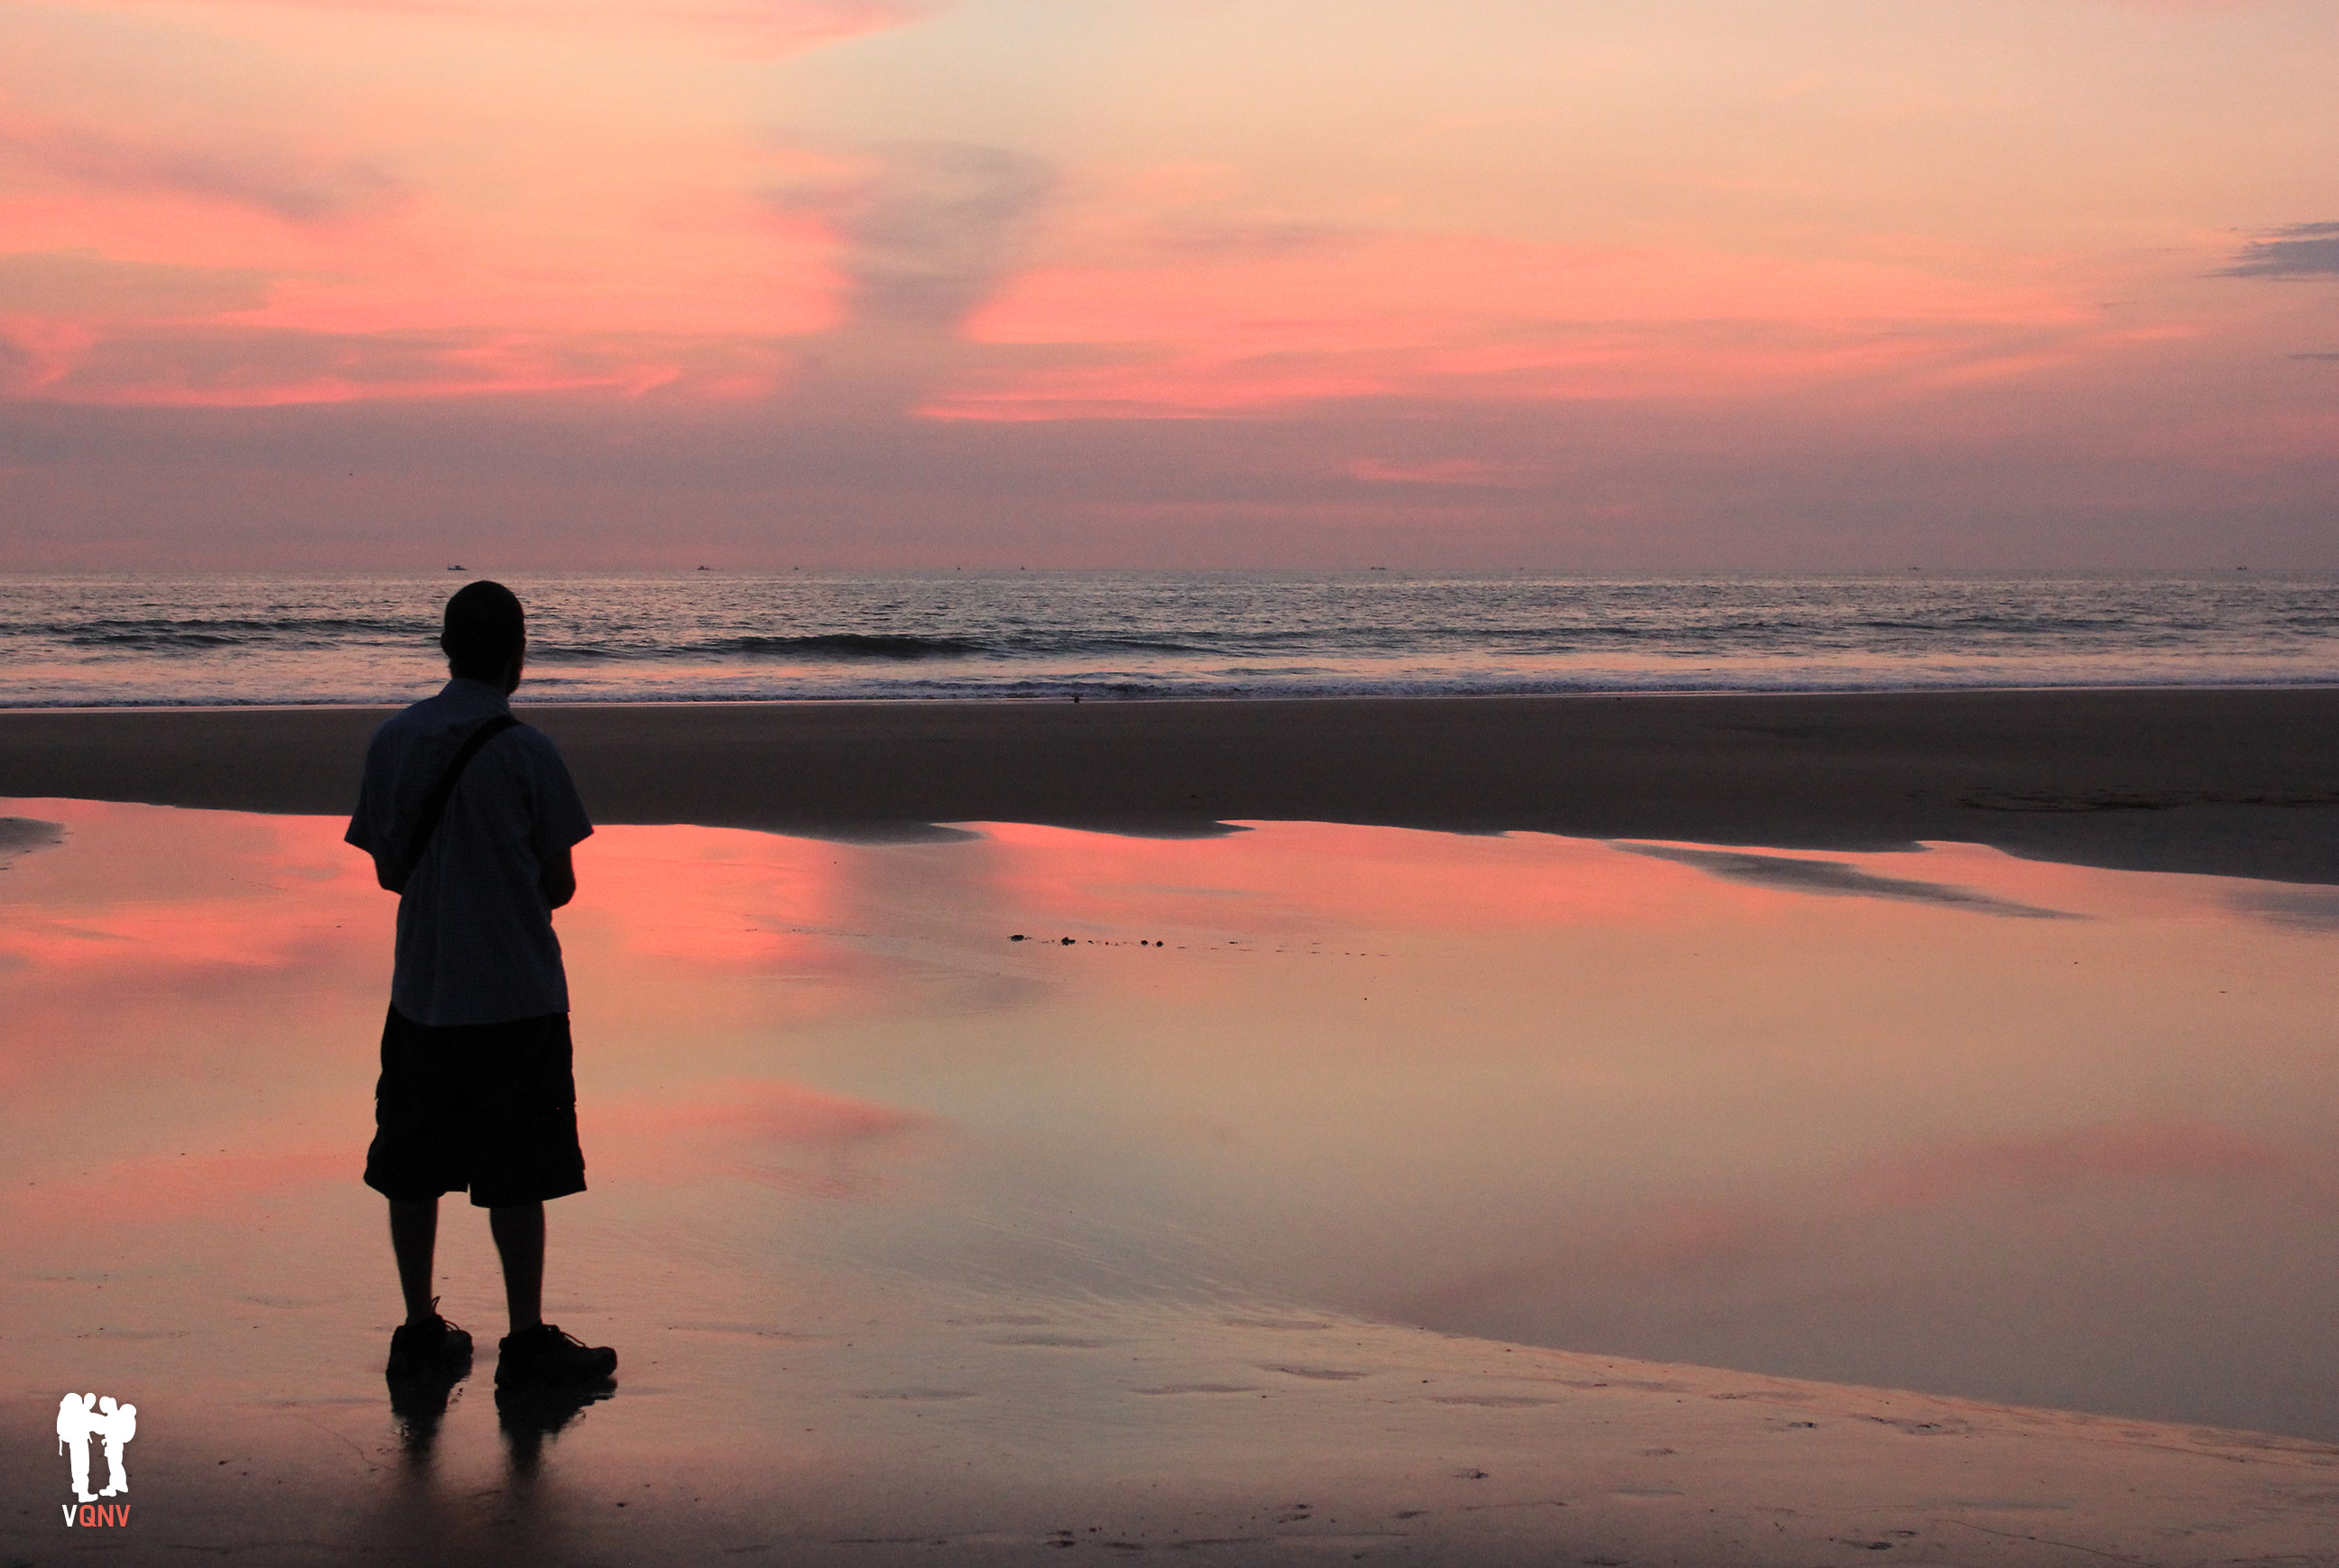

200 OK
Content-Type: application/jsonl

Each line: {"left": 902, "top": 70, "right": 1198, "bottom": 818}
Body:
{"left": 386, "top": 1301, "right": 475, "bottom": 1380}
{"left": 495, "top": 1324, "right": 617, "bottom": 1389}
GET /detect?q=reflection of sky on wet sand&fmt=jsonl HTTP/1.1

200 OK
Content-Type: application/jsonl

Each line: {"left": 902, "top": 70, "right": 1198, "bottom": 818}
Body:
{"left": 6, "top": 798, "right": 2339, "bottom": 1457}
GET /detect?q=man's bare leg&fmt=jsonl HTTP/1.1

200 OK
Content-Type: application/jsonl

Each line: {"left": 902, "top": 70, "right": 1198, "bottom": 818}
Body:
{"left": 388, "top": 1199, "right": 439, "bottom": 1325}
{"left": 485, "top": 1200, "right": 614, "bottom": 1386}
{"left": 489, "top": 1203, "right": 544, "bottom": 1334}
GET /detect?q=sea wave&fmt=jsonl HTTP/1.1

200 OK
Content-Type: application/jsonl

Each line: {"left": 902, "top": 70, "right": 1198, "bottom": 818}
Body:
{"left": 532, "top": 632, "right": 1225, "bottom": 662}
{"left": 716, "top": 633, "right": 991, "bottom": 660}
{"left": 8, "top": 663, "right": 2339, "bottom": 711}
{"left": 15, "top": 606, "right": 2327, "bottom": 662}
{"left": 8, "top": 571, "right": 2339, "bottom": 707}
{"left": 51, "top": 614, "right": 429, "bottom": 652}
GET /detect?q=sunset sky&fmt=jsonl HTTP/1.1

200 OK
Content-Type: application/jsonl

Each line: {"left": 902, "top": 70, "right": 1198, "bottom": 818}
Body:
{"left": 3, "top": 0, "right": 2335, "bottom": 568}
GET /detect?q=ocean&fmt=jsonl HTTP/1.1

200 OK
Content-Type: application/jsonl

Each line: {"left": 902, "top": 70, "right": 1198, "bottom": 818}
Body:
{"left": 4, "top": 571, "right": 2336, "bottom": 708}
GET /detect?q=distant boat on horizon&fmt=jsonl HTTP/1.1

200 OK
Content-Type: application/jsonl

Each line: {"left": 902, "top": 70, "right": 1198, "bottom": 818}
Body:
{"left": 447, "top": 564, "right": 465, "bottom": 571}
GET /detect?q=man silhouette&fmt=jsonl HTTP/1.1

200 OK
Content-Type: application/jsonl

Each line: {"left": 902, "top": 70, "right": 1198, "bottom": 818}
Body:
{"left": 55, "top": 1393, "right": 97, "bottom": 1503}
{"left": 95, "top": 1397, "right": 134, "bottom": 1498}
{"left": 348, "top": 582, "right": 617, "bottom": 1392}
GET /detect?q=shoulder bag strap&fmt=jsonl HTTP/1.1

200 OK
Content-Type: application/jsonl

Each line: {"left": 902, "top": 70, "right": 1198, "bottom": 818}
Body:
{"left": 384, "top": 713, "right": 522, "bottom": 893}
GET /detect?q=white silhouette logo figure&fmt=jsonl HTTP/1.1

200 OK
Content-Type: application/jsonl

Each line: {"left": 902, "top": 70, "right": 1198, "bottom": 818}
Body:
{"left": 56, "top": 1393, "right": 135, "bottom": 1503}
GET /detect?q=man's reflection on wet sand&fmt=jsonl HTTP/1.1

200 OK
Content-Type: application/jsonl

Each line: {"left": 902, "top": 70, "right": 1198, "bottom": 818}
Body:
{"left": 388, "top": 1352, "right": 610, "bottom": 1473}
{"left": 495, "top": 1384, "right": 614, "bottom": 1480}
{"left": 387, "top": 1364, "right": 467, "bottom": 1462}
{"left": 372, "top": 1366, "right": 612, "bottom": 1563}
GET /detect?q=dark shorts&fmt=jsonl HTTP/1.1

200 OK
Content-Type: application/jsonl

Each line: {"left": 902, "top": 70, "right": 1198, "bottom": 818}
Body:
{"left": 364, "top": 1006, "right": 587, "bottom": 1208}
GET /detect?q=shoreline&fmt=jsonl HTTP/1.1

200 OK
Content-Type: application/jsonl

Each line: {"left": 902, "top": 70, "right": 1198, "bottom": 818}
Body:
{"left": 8, "top": 675, "right": 2339, "bottom": 716}
{"left": 7, "top": 685, "right": 2339, "bottom": 883}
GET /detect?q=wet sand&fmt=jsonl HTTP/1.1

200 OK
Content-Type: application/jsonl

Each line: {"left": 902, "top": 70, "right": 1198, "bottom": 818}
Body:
{"left": 10, "top": 803, "right": 2339, "bottom": 1563}
{"left": 5, "top": 686, "right": 2339, "bottom": 881}
{"left": 11, "top": 1314, "right": 2339, "bottom": 1566}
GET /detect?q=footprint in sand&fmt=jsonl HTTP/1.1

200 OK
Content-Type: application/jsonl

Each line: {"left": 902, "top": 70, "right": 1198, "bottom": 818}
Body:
{"left": 1258, "top": 1364, "right": 1370, "bottom": 1381}
{"left": 1863, "top": 1415, "right": 1971, "bottom": 1436}
{"left": 669, "top": 1322, "right": 825, "bottom": 1342}
{"left": 1133, "top": 1384, "right": 1262, "bottom": 1396}
{"left": 950, "top": 1314, "right": 1054, "bottom": 1328}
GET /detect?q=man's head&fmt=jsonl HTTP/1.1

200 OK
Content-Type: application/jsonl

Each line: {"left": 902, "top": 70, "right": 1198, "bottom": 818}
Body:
{"left": 440, "top": 581, "right": 526, "bottom": 692}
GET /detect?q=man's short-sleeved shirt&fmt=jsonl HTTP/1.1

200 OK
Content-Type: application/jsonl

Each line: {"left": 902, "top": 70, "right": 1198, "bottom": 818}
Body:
{"left": 347, "top": 678, "right": 594, "bottom": 1027}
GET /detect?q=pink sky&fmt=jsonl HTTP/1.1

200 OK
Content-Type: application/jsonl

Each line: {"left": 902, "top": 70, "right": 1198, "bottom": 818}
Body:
{"left": 2, "top": 0, "right": 2335, "bottom": 567}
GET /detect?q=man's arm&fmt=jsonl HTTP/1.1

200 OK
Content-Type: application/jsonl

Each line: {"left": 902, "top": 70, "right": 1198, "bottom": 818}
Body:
{"left": 347, "top": 733, "right": 397, "bottom": 890}
{"left": 527, "top": 736, "right": 590, "bottom": 912}
{"left": 541, "top": 843, "right": 577, "bottom": 909}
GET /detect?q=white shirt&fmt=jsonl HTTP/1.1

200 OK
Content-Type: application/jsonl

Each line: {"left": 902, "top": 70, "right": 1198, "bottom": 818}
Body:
{"left": 347, "top": 679, "right": 594, "bottom": 1027}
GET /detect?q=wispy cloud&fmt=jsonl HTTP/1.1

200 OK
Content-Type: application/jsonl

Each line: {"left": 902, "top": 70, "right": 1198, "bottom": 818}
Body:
{"left": 1350, "top": 457, "right": 1549, "bottom": 488}
{"left": 0, "top": 118, "right": 402, "bottom": 224}
{"left": 108, "top": 0, "right": 941, "bottom": 54}
{"left": 8, "top": 321, "right": 781, "bottom": 406}
{"left": 0, "top": 251, "right": 277, "bottom": 321}
{"left": 937, "top": 229, "right": 2104, "bottom": 420}
{"left": 1141, "top": 220, "right": 1361, "bottom": 263}
{"left": 774, "top": 141, "right": 1055, "bottom": 335}
{"left": 2219, "top": 221, "right": 2339, "bottom": 279}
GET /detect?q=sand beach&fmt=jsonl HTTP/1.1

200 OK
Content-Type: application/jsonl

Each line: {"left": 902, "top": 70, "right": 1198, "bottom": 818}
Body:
{"left": 7, "top": 686, "right": 2339, "bottom": 880}
{"left": 8, "top": 714, "right": 2339, "bottom": 1563}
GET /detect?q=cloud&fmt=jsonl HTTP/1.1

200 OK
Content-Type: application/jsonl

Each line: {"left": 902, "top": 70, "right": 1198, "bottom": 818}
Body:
{"left": 940, "top": 230, "right": 2104, "bottom": 420}
{"left": 111, "top": 0, "right": 941, "bottom": 54}
{"left": 1142, "top": 221, "right": 1361, "bottom": 263}
{"left": 0, "top": 119, "right": 402, "bottom": 224}
{"left": 774, "top": 142, "right": 1055, "bottom": 336}
{"left": 1, "top": 313, "right": 790, "bottom": 406}
{"left": 2291, "top": 352, "right": 2339, "bottom": 362}
{"left": 0, "top": 251, "right": 277, "bottom": 321}
{"left": 1349, "top": 457, "right": 1549, "bottom": 488}
{"left": 0, "top": 335, "right": 35, "bottom": 393}
{"left": 1614, "top": 844, "right": 2079, "bottom": 918}
{"left": 2219, "top": 221, "right": 2339, "bottom": 280}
